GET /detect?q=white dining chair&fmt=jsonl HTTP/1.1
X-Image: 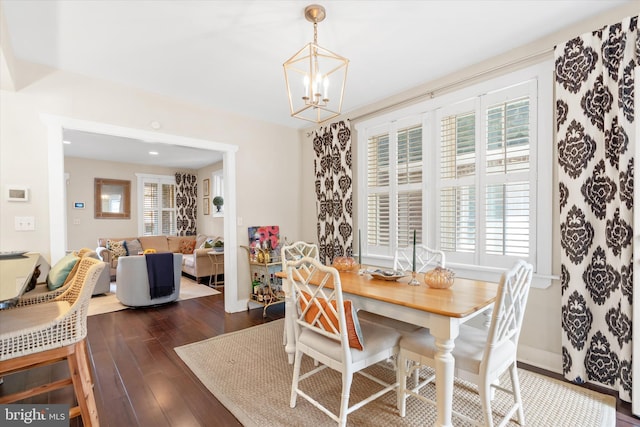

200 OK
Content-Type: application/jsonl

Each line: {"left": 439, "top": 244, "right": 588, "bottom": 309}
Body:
{"left": 394, "top": 244, "right": 446, "bottom": 273}
{"left": 281, "top": 240, "right": 319, "bottom": 268}
{"left": 287, "top": 256, "right": 401, "bottom": 427}
{"left": 280, "top": 241, "right": 320, "bottom": 345}
{"left": 397, "top": 259, "right": 534, "bottom": 427}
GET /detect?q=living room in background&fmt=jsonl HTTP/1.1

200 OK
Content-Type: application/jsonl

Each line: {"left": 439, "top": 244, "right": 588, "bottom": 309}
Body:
{"left": 136, "top": 173, "right": 177, "bottom": 236}
{"left": 356, "top": 61, "right": 553, "bottom": 286}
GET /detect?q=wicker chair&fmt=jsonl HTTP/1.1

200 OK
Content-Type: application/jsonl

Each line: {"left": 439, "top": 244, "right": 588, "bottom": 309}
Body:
{"left": 17, "top": 248, "right": 109, "bottom": 306}
{"left": 0, "top": 257, "right": 105, "bottom": 426}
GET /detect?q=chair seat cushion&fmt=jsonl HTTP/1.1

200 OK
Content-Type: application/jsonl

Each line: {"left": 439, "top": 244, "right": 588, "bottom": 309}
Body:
{"left": 0, "top": 301, "right": 71, "bottom": 334}
{"left": 400, "top": 324, "right": 516, "bottom": 374}
{"left": 298, "top": 317, "right": 400, "bottom": 363}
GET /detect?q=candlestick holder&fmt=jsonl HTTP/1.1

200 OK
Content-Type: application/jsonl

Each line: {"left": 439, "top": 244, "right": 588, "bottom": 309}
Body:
{"left": 408, "top": 271, "right": 420, "bottom": 286}
{"left": 358, "top": 264, "right": 365, "bottom": 275}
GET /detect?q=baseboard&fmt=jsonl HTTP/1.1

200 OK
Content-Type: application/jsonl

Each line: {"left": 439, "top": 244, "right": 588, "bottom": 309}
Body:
{"left": 517, "top": 344, "right": 563, "bottom": 374}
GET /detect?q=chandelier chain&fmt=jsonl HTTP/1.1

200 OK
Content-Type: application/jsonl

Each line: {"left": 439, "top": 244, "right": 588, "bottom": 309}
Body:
{"left": 313, "top": 22, "right": 318, "bottom": 44}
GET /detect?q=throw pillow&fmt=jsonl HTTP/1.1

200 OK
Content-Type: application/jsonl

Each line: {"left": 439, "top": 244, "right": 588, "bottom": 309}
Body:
{"left": 47, "top": 253, "right": 80, "bottom": 291}
{"left": 180, "top": 239, "right": 196, "bottom": 254}
{"left": 201, "top": 237, "right": 216, "bottom": 249}
{"left": 124, "top": 239, "right": 143, "bottom": 256}
{"left": 298, "top": 291, "right": 364, "bottom": 350}
{"left": 143, "top": 248, "right": 157, "bottom": 254}
{"left": 106, "top": 239, "right": 127, "bottom": 258}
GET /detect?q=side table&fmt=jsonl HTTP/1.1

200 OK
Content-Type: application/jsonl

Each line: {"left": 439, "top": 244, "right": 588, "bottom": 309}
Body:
{"left": 206, "top": 250, "right": 224, "bottom": 288}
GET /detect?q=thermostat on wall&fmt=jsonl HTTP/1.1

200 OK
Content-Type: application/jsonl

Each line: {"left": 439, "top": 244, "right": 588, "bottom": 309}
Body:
{"left": 6, "top": 186, "right": 29, "bottom": 202}
{"left": 74, "top": 202, "right": 85, "bottom": 209}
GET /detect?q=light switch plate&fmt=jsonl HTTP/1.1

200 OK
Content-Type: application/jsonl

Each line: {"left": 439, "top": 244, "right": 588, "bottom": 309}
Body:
{"left": 14, "top": 216, "right": 35, "bottom": 231}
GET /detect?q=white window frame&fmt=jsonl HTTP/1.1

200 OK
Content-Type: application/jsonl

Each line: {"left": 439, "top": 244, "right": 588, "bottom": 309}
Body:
{"left": 356, "top": 61, "right": 554, "bottom": 288}
{"left": 135, "top": 173, "right": 177, "bottom": 236}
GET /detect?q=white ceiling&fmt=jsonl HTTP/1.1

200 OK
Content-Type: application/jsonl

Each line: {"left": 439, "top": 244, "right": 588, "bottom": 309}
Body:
{"left": 2, "top": 0, "right": 634, "bottom": 167}
{"left": 62, "top": 129, "right": 223, "bottom": 169}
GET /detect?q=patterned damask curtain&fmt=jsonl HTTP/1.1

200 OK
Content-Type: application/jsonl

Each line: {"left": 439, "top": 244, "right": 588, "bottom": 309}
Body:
{"left": 175, "top": 172, "right": 197, "bottom": 236}
{"left": 313, "top": 121, "right": 353, "bottom": 264}
{"left": 555, "top": 15, "right": 637, "bottom": 401}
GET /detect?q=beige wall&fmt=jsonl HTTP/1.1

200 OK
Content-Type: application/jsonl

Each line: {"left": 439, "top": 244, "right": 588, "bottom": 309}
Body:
{"left": 64, "top": 157, "right": 195, "bottom": 250}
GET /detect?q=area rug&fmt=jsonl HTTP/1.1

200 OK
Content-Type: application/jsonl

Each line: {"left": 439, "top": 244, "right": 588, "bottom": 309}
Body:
{"left": 88, "top": 277, "right": 220, "bottom": 316}
{"left": 175, "top": 319, "right": 616, "bottom": 427}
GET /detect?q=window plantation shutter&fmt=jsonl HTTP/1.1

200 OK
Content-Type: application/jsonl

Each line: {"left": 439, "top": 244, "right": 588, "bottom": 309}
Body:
{"left": 161, "top": 183, "right": 177, "bottom": 235}
{"left": 484, "top": 97, "right": 531, "bottom": 256}
{"left": 440, "top": 111, "right": 476, "bottom": 252}
{"left": 144, "top": 182, "right": 159, "bottom": 236}
{"left": 397, "top": 125, "right": 423, "bottom": 247}
{"left": 367, "top": 133, "right": 390, "bottom": 246}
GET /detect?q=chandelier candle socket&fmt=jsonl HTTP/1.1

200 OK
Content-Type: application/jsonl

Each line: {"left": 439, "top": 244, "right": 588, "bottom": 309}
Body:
{"left": 283, "top": 4, "right": 349, "bottom": 123}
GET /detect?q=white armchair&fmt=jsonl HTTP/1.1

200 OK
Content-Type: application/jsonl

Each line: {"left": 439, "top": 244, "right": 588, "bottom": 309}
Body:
{"left": 116, "top": 254, "right": 182, "bottom": 307}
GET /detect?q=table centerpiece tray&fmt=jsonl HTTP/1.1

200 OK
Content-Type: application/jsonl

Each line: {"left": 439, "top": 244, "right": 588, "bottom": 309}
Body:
{"left": 365, "top": 269, "right": 407, "bottom": 281}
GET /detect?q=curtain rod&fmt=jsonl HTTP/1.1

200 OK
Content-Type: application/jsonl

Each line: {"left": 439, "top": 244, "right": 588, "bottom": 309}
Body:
{"left": 349, "top": 48, "right": 553, "bottom": 124}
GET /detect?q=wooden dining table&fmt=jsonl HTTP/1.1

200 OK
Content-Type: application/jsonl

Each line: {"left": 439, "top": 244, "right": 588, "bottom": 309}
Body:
{"left": 276, "top": 266, "right": 499, "bottom": 427}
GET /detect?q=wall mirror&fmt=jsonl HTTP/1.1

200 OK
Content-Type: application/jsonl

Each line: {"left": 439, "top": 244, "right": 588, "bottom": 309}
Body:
{"left": 94, "top": 178, "right": 131, "bottom": 219}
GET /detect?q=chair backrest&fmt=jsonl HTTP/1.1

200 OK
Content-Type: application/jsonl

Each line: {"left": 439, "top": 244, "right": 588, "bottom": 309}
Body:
{"left": 394, "top": 245, "right": 445, "bottom": 273}
{"left": 281, "top": 241, "right": 319, "bottom": 274}
{"left": 484, "top": 260, "right": 533, "bottom": 366}
{"left": 59, "top": 257, "right": 105, "bottom": 343}
{"left": 286, "top": 256, "right": 350, "bottom": 356}
{"left": 56, "top": 257, "right": 104, "bottom": 306}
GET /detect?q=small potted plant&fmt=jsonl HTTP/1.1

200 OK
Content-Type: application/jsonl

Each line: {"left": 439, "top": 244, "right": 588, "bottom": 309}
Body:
{"left": 213, "top": 240, "right": 224, "bottom": 252}
{"left": 212, "top": 196, "right": 224, "bottom": 212}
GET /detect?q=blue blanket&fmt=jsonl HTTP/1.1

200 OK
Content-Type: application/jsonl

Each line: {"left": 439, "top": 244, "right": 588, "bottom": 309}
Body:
{"left": 145, "top": 253, "right": 175, "bottom": 299}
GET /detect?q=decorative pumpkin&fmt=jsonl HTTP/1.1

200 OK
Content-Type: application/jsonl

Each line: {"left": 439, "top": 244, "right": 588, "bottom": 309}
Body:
{"left": 333, "top": 256, "right": 356, "bottom": 272}
{"left": 424, "top": 266, "right": 455, "bottom": 289}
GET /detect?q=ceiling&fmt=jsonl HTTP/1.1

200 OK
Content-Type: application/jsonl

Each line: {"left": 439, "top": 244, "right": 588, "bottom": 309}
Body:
{"left": 62, "top": 129, "right": 223, "bottom": 169}
{"left": 1, "top": 0, "right": 634, "bottom": 167}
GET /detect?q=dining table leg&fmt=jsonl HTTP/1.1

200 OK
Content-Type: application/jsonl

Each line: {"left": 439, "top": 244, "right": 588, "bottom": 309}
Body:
{"left": 430, "top": 316, "right": 460, "bottom": 427}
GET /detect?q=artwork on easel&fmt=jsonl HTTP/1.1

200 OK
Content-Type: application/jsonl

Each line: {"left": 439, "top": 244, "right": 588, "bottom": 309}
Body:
{"left": 248, "top": 225, "right": 280, "bottom": 252}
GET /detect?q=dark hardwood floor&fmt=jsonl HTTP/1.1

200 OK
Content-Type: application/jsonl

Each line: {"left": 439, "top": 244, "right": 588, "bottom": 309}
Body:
{"left": 1, "top": 289, "right": 638, "bottom": 426}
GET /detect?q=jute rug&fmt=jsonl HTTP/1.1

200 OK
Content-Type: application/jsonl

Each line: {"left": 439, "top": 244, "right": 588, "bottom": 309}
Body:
{"left": 88, "top": 277, "right": 220, "bottom": 316}
{"left": 175, "top": 319, "right": 616, "bottom": 427}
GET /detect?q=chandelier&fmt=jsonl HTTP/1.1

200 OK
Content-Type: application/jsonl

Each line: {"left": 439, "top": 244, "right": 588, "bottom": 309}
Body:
{"left": 283, "top": 4, "right": 349, "bottom": 124}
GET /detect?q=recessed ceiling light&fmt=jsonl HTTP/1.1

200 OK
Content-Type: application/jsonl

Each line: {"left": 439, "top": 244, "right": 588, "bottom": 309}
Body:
{"left": 63, "top": 140, "right": 72, "bottom": 144}
{"left": 149, "top": 151, "right": 159, "bottom": 155}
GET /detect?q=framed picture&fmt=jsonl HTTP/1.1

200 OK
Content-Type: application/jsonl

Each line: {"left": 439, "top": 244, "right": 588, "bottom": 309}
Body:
{"left": 203, "top": 178, "right": 210, "bottom": 197}
{"left": 203, "top": 198, "right": 210, "bottom": 215}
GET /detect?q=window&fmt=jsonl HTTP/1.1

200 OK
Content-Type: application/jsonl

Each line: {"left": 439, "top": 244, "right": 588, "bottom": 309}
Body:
{"left": 357, "top": 62, "right": 553, "bottom": 286}
{"left": 136, "top": 174, "right": 177, "bottom": 236}
{"left": 364, "top": 120, "right": 423, "bottom": 255}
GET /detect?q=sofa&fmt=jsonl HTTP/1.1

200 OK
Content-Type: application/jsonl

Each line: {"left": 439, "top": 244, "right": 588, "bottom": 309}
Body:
{"left": 116, "top": 253, "right": 182, "bottom": 307}
{"left": 96, "top": 234, "right": 223, "bottom": 284}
